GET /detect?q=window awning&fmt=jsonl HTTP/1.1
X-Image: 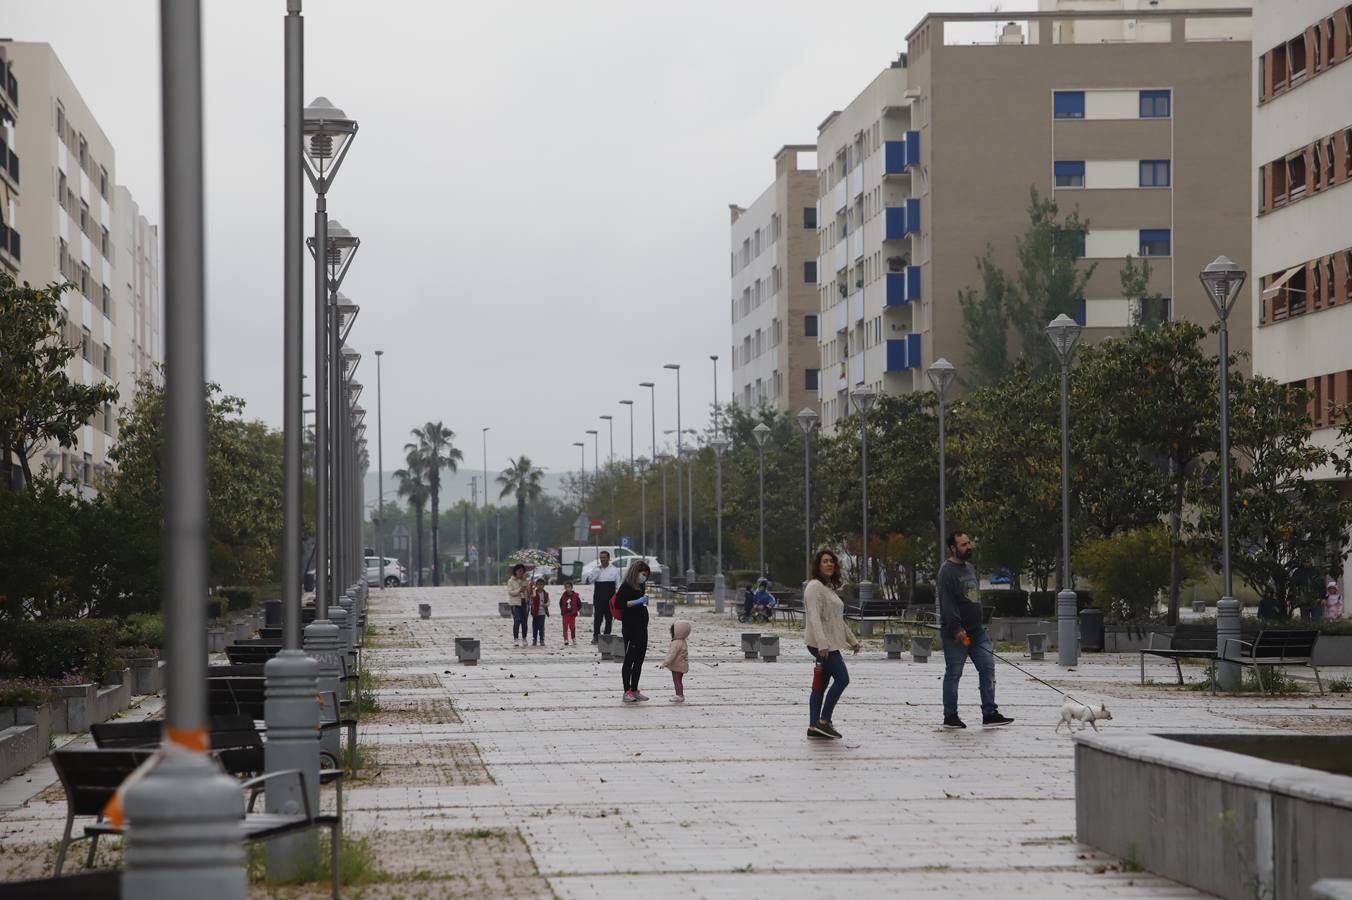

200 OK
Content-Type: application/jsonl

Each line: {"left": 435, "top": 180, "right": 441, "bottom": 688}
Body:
{"left": 1262, "top": 264, "right": 1304, "bottom": 296}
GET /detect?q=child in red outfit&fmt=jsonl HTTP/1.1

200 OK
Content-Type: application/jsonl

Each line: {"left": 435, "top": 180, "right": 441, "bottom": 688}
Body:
{"left": 528, "top": 577, "right": 550, "bottom": 646}
{"left": 558, "top": 581, "right": 581, "bottom": 646}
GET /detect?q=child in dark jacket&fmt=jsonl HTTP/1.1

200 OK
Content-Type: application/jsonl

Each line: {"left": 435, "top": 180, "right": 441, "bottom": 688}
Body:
{"left": 558, "top": 582, "right": 581, "bottom": 646}
{"left": 529, "top": 577, "right": 550, "bottom": 646}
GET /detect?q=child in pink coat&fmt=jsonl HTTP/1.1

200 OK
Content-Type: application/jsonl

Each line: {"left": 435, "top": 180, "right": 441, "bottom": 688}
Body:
{"left": 657, "top": 620, "right": 691, "bottom": 702}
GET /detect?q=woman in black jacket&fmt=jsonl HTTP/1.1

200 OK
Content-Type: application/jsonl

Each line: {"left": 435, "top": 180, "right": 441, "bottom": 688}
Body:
{"left": 616, "top": 560, "right": 652, "bottom": 702}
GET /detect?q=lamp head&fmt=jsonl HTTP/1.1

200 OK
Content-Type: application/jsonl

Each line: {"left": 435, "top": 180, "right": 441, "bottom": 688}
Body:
{"left": 302, "top": 97, "right": 358, "bottom": 186}
{"left": 600, "top": 415, "right": 612, "bottom": 421}
{"left": 796, "top": 407, "right": 821, "bottom": 435}
{"left": 664, "top": 363, "right": 680, "bottom": 371}
{"left": 850, "top": 387, "right": 878, "bottom": 417}
{"left": 1045, "top": 314, "right": 1083, "bottom": 365}
{"left": 619, "top": 399, "right": 633, "bottom": 406}
{"left": 752, "top": 423, "right": 772, "bottom": 448}
{"left": 1199, "top": 255, "right": 1246, "bottom": 321}
{"left": 640, "top": 381, "right": 655, "bottom": 388}
{"left": 679, "top": 446, "right": 697, "bottom": 462}
{"left": 926, "top": 358, "right": 957, "bottom": 396}
{"left": 585, "top": 429, "right": 598, "bottom": 436}
{"left": 635, "top": 455, "right": 650, "bottom": 471}
{"left": 710, "top": 437, "right": 731, "bottom": 457}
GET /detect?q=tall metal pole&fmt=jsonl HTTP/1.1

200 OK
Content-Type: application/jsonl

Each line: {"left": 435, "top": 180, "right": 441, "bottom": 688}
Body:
{"left": 123, "top": 3, "right": 246, "bottom": 894}
{"left": 937, "top": 394, "right": 946, "bottom": 622}
{"left": 685, "top": 449, "right": 695, "bottom": 579}
{"left": 711, "top": 354, "right": 720, "bottom": 438}
{"left": 758, "top": 446, "right": 766, "bottom": 576}
{"left": 1057, "top": 359, "right": 1077, "bottom": 667}
{"left": 860, "top": 415, "right": 870, "bottom": 598}
{"left": 712, "top": 439, "right": 727, "bottom": 612}
{"left": 482, "top": 427, "right": 489, "bottom": 585}
{"left": 661, "top": 457, "right": 669, "bottom": 584}
{"left": 1216, "top": 318, "right": 1239, "bottom": 688}
{"left": 312, "top": 210, "right": 329, "bottom": 613}
{"left": 375, "top": 350, "right": 385, "bottom": 587}
{"left": 804, "top": 434, "right": 812, "bottom": 581}
{"left": 620, "top": 400, "right": 634, "bottom": 471}
{"left": 329, "top": 290, "right": 342, "bottom": 597}
{"left": 263, "top": 1, "right": 321, "bottom": 877}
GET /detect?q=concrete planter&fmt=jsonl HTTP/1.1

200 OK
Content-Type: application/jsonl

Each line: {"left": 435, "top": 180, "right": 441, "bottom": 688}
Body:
{"left": 418, "top": 603, "right": 431, "bottom": 620}
{"left": 60, "top": 683, "right": 97, "bottom": 732}
{"left": 604, "top": 633, "right": 624, "bottom": 661}
{"left": 1192, "top": 600, "right": 1207, "bottom": 614}
{"left": 741, "top": 633, "right": 761, "bottom": 660}
{"left": 1027, "top": 633, "right": 1047, "bottom": 660}
{"left": 580, "top": 602, "right": 594, "bottom": 617}
{"left": 498, "top": 602, "right": 512, "bottom": 619}
{"left": 206, "top": 627, "right": 226, "bottom": 653}
{"left": 656, "top": 601, "right": 675, "bottom": 617}
{"left": 911, "top": 635, "right": 932, "bottom": 662}
{"left": 990, "top": 617, "right": 1058, "bottom": 646}
{"left": 455, "top": 637, "right": 481, "bottom": 665}
{"left": 130, "top": 657, "right": 163, "bottom": 695}
{"left": 883, "top": 633, "right": 905, "bottom": 660}
{"left": 759, "top": 635, "right": 780, "bottom": 662}
{"left": 1313, "top": 635, "right": 1352, "bottom": 667}
{"left": 0, "top": 702, "right": 53, "bottom": 782}
{"left": 1077, "top": 732, "right": 1352, "bottom": 900}
{"left": 233, "top": 620, "right": 253, "bottom": 643}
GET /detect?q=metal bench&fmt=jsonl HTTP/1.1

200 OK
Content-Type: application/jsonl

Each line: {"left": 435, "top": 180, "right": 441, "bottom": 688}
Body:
{"left": 207, "top": 675, "right": 358, "bottom": 772}
{"left": 1138, "top": 622, "right": 1258, "bottom": 685}
{"left": 1219, "top": 628, "right": 1323, "bottom": 695}
{"left": 50, "top": 748, "right": 340, "bottom": 898}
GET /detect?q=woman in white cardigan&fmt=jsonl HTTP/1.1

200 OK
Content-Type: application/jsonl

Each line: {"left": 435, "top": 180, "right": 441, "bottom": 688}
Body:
{"left": 803, "top": 549, "right": 860, "bottom": 740}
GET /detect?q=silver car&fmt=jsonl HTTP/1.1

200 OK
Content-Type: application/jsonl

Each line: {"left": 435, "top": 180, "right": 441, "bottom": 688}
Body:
{"left": 364, "top": 556, "right": 407, "bottom": 587}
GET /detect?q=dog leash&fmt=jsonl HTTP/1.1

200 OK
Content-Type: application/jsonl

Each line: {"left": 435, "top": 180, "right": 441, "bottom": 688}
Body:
{"left": 921, "top": 623, "right": 1083, "bottom": 706}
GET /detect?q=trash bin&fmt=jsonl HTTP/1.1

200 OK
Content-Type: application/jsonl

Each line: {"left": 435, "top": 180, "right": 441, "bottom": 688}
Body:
{"left": 264, "top": 599, "right": 282, "bottom": 627}
{"left": 1079, "top": 607, "right": 1104, "bottom": 652}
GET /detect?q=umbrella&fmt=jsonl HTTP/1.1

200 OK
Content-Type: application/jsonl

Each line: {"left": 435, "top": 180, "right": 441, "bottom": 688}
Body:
{"left": 507, "top": 549, "right": 558, "bottom": 568}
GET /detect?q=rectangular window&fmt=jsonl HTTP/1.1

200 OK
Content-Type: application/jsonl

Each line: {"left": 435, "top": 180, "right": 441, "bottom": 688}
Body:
{"left": 1139, "top": 90, "right": 1171, "bottom": 118}
{"left": 100, "top": 226, "right": 110, "bottom": 258}
{"left": 803, "top": 206, "right": 817, "bottom": 229}
{"left": 56, "top": 104, "right": 66, "bottom": 139}
{"left": 1054, "top": 228, "right": 1086, "bottom": 259}
{"left": 78, "top": 135, "right": 87, "bottom": 167}
{"left": 101, "top": 285, "right": 111, "bottom": 317}
{"left": 81, "top": 327, "right": 91, "bottom": 361}
{"left": 805, "top": 315, "right": 819, "bottom": 337}
{"left": 1140, "top": 160, "right": 1171, "bottom": 187}
{"left": 1289, "top": 35, "right": 1308, "bottom": 81}
{"left": 79, "top": 201, "right": 90, "bottom": 235}
{"left": 804, "top": 260, "right": 817, "bottom": 284}
{"left": 1053, "top": 160, "right": 1085, "bottom": 188}
{"left": 79, "top": 264, "right": 90, "bottom": 296}
{"left": 1288, "top": 151, "right": 1308, "bottom": 199}
{"left": 99, "top": 166, "right": 108, "bottom": 199}
{"left": 1140, "top": 229, "right": 1172, "bottom": 257}
{"left": 57, "top": 172, "right": 67, "bottom": 207}
{"left": 1053, "top": 91, "right": 1085, "bottom": 119}
{"left": 805, "top": 369, "right": 819, "bottom": 391}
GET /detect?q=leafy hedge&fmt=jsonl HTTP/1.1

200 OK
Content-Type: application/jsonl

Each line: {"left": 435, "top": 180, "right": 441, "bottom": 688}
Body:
{"left": 116, "top": 613, "right": 165, "bottom": 649}
{"left": 220, "top": 587, "right": 255, "bottom": 611}
{"left": 1, "top": 619, "right": 118, "bottom": 681}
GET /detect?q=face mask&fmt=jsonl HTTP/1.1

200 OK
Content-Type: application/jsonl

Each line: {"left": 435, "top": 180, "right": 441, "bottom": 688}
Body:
{"left": 638, "top": 574, "right": 648, "bottom": 585}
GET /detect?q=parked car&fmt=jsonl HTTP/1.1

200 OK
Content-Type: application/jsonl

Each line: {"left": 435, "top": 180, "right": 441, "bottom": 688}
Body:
{"left": 364, "top": 556, "right": 407, "bottom": 587}
{"left": 580, "top": 550, "right": 663, "bottom": 582}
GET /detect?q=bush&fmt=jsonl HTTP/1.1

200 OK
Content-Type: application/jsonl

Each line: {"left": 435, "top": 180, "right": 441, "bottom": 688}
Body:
{"left": 206, "top": 599, "right": 223, "bottom": 621}
{"left": 1074, "top": 526, "right": 1197, "bottom": 622}
{"left": 1, "top": 619, "right": 118, "bottom": 681}
{"left": 220, "top": 587, "right": 255, "bottom": 611}
{"left": 0, "top": 677, "right": 60, "bottom": 707}
{"left": 983, "top": 589, "right": 1029, "bottom": 617}
{"left": 116, "top": 612, "right": 165, "bottom": 649}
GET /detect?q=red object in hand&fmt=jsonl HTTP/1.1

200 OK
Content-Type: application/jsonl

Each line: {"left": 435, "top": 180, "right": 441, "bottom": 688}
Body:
{"left": 811, "top": 663, "right": 825, "bottom": 693}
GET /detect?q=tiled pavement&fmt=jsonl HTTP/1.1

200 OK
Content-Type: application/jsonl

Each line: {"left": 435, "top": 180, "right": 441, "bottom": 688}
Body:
{"left": 2, "top": 585, "right": 1348, "bottom": 897}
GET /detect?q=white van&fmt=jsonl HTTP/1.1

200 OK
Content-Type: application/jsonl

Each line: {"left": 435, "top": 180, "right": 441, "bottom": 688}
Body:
{"left": 556, "top": 546, "right": 663, "bottom": 580}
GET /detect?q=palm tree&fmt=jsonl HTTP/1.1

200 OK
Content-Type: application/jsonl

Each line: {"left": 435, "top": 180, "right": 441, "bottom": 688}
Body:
{"left": 394, "top": 454, "right": 428, "bottom": 587}
{"left": 407, "top": 421, "right": 463, "bottom": 586}
{"left": 498, "top": 455, "right": 545, "bottom": 549}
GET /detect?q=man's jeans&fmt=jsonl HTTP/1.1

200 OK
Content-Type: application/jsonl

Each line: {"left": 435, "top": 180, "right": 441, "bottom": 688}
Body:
{"left": 941, "top": 629, "right": 997, "bottom": 718}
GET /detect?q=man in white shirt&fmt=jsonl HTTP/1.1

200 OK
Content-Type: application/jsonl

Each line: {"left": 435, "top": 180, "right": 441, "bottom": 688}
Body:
{"left": 584, "top": 550, "right": 620, "bottom": 644}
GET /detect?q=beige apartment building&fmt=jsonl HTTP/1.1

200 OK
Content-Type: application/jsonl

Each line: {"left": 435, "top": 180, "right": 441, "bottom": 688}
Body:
{"left": 729, "top": 145, "right": 820, "bottom": 415}
{"left": 1251, "top": 0, "right": 1352, "bottom": 495}
{"left": 5, "top": 41, "right": 160, "bottom": 492}
{"left": 0, "top": 43, "right": 18, "bottom": 278}
{"left": 813, "top": 3, "right": 1253, "bottom": 430}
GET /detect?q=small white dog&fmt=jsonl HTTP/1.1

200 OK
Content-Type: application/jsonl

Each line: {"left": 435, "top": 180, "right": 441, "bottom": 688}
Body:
{"left": 1055, "top": 699, "right": 1113, "bottom": 733}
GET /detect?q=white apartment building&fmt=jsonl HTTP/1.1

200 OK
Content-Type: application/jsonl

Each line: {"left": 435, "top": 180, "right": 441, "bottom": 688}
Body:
{"left": 1252, "top": 1, "right": 1352, "bottom": 490}
{"left": 729, "top": 145, "right": 820, "bottom": 415}
{"left": 5, "top": 41, "right": 161, "bottom": 491}
{"left": 0, "top": 44, "right": 18, "bottom": 278}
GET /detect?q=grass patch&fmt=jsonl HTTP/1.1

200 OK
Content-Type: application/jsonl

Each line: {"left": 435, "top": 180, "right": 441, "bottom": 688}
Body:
{"left": 246, "top": 831, "right": 380, "bottom": 886}
{"left": 1329, "top": 677, "right": 1351, "bottom": 693}
{"left": 356, "top": 666, "right": 380, "bottom": 714}
{"left": 340, "top": 740, "right": 370, "bottom": 773}
{"left": 1188, "top": 666, "right": 1305, "bottom": 695}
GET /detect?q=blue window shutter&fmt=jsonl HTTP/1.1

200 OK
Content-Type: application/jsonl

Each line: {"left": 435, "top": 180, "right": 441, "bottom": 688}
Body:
{"left": 907, "top": 333, "right": 921, "bottom": 368}
{"left": 1074, "top": 299, "right": 1086, "bottom": 327}
{"left": 1054, "top": 161, "right": 1085, "bottom": 178}
{"left": 1054, "top": 91, "right": 1085, "bottom": 118}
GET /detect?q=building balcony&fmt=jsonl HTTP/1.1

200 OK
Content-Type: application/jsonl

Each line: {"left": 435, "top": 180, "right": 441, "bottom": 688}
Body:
{"left": 884, "top": 267, "right": 921, "bottom": 306}
{"left": 848, "top": 228, "right": 864, "bottom": 262}
{"left": 831, "top": 179, "right": 847, "bottom": 214}
{"left": 883, "top": 131, "right": 920, "bottom": 175}
{"left": 848, "top": 288, "right": 864, "bottom": 324}
{"left": 4, "top": 66, "right": 16, "bottom": 109}
{"left": 835, "top": 365, "right": 849, "bottom": 393}
{"left": 0, "top": 224, "right": 20, "bottom": 264}
{"left": 850, "top": 354, "right": 865, "bottom": 385}
{"left": 849, "top": 165, "right": 864, "bottom": 199}
{"left": 833, "top": 238, "right": 848, "bottom": 272}
{"left": 885, "top": 334, "right": 922, "bottom": 373}
{"left": 834, "top": 299, "right": 848, "bottom": 333}
{"left": 884, "top": 198, "right": 920, "bottom": 241}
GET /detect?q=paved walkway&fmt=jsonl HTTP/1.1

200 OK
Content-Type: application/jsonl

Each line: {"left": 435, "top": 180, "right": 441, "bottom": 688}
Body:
{"left": 2, "top": 585, "right": 1348, "bottom": 897}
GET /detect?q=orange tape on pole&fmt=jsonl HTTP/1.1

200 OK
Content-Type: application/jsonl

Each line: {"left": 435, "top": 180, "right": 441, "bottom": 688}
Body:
{"left": 166, "top": 726, "right": 210, "bottom": 753}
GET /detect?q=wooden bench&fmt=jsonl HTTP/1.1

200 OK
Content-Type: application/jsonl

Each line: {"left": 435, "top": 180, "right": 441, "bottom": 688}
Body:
{"left": 1139, "top": 622, "right": 1258, "bottom": 685}
{"left": 50, "top": 748, "right": 340, "bottom": 898}
{"left": 1219, "top": 629, "right": 1323, "bottom": 695}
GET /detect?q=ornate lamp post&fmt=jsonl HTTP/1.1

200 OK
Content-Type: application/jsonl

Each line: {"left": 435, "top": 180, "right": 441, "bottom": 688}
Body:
{"left": 1200, "top": 256, "right": 1246, "bottom": 690}
{"left": 710, "top": 437, "right": 730, "bottom": 611}
{"left": 927, "top": 358, "right": 956, "bottom": 622}
{"left": 680, "top": 444, "right": 697, "bottom": 582}
{"left": 850, "top": 388, "right": 878, "bottom": 601}
{"left": 1046, "top": 315, "right": 1083, "bottom": 667}
{"left": 752, "top": 423, "right": 772, "bottom": 577}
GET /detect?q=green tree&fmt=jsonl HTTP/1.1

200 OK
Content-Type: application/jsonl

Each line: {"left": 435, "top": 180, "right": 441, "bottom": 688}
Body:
{"left": 1075, "top": 526, "right": 1199, "bottom": 621}
{"left": 1196, "top": 376, "right": 1352, "bottom": 613}
{"left": 957, "top": 250, "right": 1015, "bottom": 386}
{"left": 497, "top": 455, "right": 545, "bottom": 549}
{"left": 1120, "top": 255, "right": 1169, "bottom": 331}
{"left": 406, "top": 421, "right": 462, "bottom": 586}
{"left": 1007, "top": 188, "right": 1096, "bottom": 377}
{"left": 394, "top": 453, "right": 429, "bottom": 586}
{"left": 0, "top": 274, "right": 119, "bottom": 490}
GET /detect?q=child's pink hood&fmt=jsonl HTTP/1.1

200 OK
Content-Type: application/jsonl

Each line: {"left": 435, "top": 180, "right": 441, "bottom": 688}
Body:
{"left": 671, "top": 619, "right": 691, "bottom": 640}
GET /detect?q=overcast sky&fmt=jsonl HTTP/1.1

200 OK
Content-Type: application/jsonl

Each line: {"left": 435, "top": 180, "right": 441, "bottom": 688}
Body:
{"left": 1, "top": 0, "right": 999, "bottom": 501}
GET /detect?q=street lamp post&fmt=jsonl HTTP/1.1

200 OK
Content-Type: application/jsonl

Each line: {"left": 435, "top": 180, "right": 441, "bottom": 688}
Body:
{"left": 664, "top": 364, "right": 684, "bottom": 580}
{"left": 1201, "top": 256, "right": 1247, "bottom": 691}
{"left": 926, "top": 359, "right": 956, "bottom": 624}
{"left": 796, "top": 409, "right": 820, "bottom": 583}
{"left": 635, "top": 456, "right": 649, "bottom": 570}
{"left": 123, "top": 4, "right": 246, "bottom": 894}
{"left": 374, "top": 350, "right": 384, "bottom": 590}
{"left": 573, "top": 442, "right": 585, "bottom": 485}
{"left": 710, "top": 354, "right": 721, "bottom": 438}
{"left": 656, "top": 452, "right": 671, "bottom": 586}
{"left": 680, "top": 444, "right": 697, "bottom": 583}
{"left": 1046, "top": 316, "right": 1083, "bottom": 667}
{"left": 600, "top": 414, "right": 615, "bottom": 542}
{"left": 481, "top": 427, "right": 489, "bottom": 585}
{"left": 640, "top": 381, "right": 656, "bottom": 564}
{"left": 619, "top": 400, "right": 634, "bottom": 471}
{"left": 850, "top": 388, "right": 877, "bottom": 601}
{"left": 752, "top": 423, "right": 772, "bottom": 577}
{"left": 711, "top": 437, "right": 730, "bottom": 611}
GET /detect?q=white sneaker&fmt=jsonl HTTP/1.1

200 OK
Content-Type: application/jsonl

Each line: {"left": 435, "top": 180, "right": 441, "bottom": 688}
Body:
{"left": 670, "top": 695, "right": 685, "bottom": 703}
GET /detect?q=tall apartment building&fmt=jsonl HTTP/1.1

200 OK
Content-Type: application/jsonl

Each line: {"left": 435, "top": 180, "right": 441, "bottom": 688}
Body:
{"left": 729, "top": 145, "right": 820, "bottom": 414}
{"left": 813, "top": 4, "right": 1253, "bottom": 431}
{"left": 5, "top": 41, "right": 160, "bottom": 491}
{"left": 0, "top": 43, "right": 19, "bottom": 277}
{"left": 1251, "top": 1, "right": 1352, "bottom": 494}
